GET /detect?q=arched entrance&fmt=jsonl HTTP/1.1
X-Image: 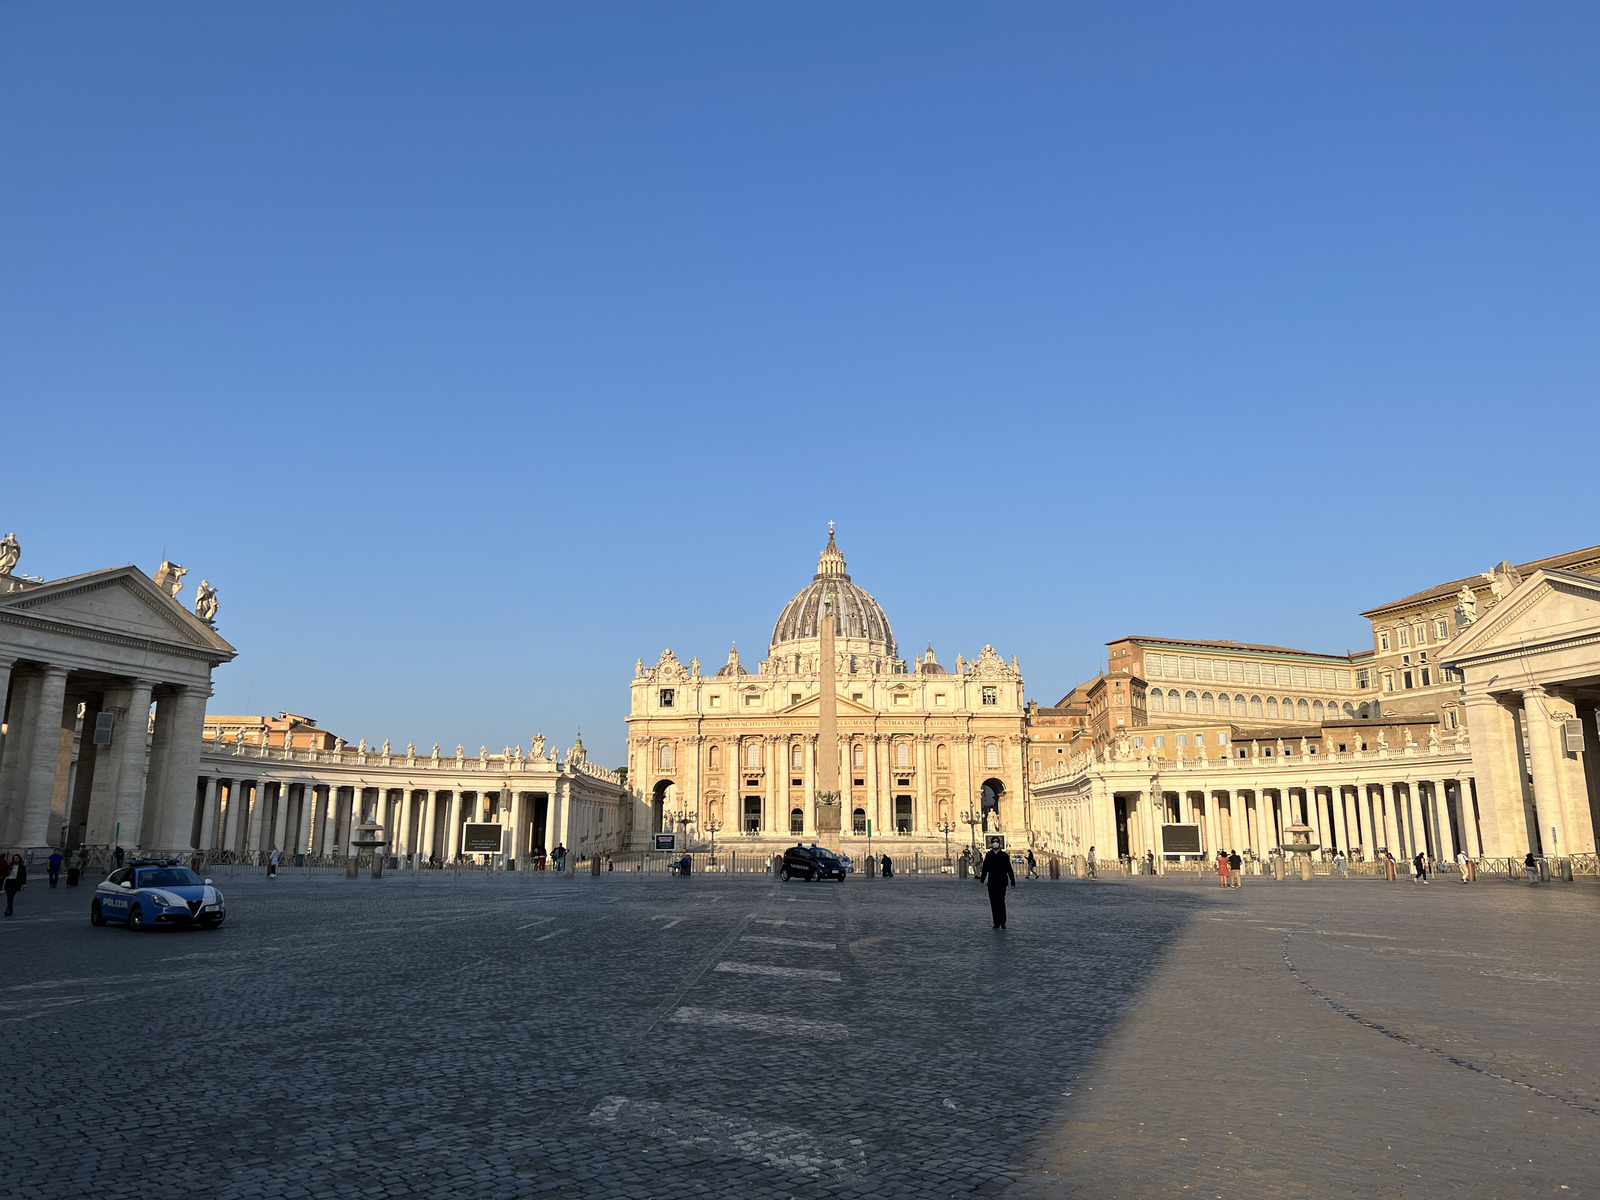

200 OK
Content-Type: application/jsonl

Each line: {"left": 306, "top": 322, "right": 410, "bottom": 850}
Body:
{"left": 852, "top": 807, "right": 866, "bottom": 833}
{"left": 652, "top": 779, "right": 674, "bottom": 833}
{"left": 790, "top": 807, "right": 804, "bottom": 834}
{"left": 981, "top": 778, "right": 1005, "bottom": 831}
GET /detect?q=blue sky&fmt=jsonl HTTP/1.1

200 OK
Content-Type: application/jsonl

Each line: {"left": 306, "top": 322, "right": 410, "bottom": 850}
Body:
{"left": 4, "top": 3, "right": 1596, "bottom": 765}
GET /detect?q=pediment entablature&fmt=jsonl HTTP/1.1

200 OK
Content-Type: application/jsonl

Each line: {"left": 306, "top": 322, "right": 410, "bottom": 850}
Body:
{"left": 0, "top": 567, "right": 236, "bottom": 658}
{"left": 968, "top": 644, "right": 1019, "bottom": 679}
{"left": 1444, "top": 568, "right": 1600, "bottom": 667}
{"left": 776, "top": 692, "right": 878, "bottom": 717}
{"left": 642, "top": 648, "right": 691, "bottom": 684}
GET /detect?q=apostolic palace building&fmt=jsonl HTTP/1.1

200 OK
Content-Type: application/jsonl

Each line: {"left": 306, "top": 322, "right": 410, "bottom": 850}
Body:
{"left": 2, "top": 525, "right": 1600, "bottom": 876}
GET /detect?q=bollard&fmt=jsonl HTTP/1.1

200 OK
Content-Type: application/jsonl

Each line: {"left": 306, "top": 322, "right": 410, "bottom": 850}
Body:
{"left": 1272, "top": 855, "right": 1285, "bottom": 882}
{"left": 1467, "top": 858, "right": 1478, "bottom": 882}
{"left": 1049, "top": 857, "right": 1061, "bottom": 880}
{"left": 591, "top": 856, "right": 601, "bottom": 877}
{"left": 1384, "top": 858, "right": 1397, "bottom": 882}
{"left": 1073, "top": 854, "right": 1087, "bottom": 879}
{"left": 957, "top": 859, "right": 969, "bottom": 879}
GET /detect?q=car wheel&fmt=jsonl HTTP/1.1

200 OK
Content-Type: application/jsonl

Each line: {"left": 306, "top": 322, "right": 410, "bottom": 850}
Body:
{"left": 90, "top": 900, "right": 106, "bottom": 927}
{"left": 780, "top": 867, "right": 791, "bottom": 881}
{"left": 126, "top": 902, "right": 145, "bottom": 931}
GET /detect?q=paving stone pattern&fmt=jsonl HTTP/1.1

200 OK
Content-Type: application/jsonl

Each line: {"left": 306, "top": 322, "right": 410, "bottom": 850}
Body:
{"left": 2, "top": 867, "right": 1597, "bottom": 1198}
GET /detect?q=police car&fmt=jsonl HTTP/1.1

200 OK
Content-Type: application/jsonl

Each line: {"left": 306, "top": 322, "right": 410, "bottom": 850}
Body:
{"left": 91, "top": 860, "right": 226, "bottom": 930}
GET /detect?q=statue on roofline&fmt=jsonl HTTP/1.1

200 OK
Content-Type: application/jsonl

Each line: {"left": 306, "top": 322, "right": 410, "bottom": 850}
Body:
{"left": 0, "top": 532, "right": 19, "bottom": 575}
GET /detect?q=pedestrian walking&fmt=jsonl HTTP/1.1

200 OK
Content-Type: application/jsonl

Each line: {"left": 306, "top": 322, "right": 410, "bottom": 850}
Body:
{"left": 3, "top": 855, "right": 26, "bottom": 916}
{"left": 1216, "top": 850, "right": 1230, "bottom": 888}
{"left": 1144, "top": 849, "right": 1155, "bottom": 877}
{"left": 48, "top": 849, "right": 63, "bottom": 888}
{"left": 1413, "top": 851, "right": 1429, "bottom": 883}
{"left": 1334, "top": 850, "right": 1347, "bottom": 878}
{"left": 1086, "top": 846, "right": 1097, "bottom": 878}
{"left": 555, "top": 844, "right": 567, "bottom": 873}
{"left": 267, "top": 847, "right": 280, "bottom": 878}
{"left": 980, "top": 842, "right": 1016, "bottom": 929}
{"left": 1025, "top": 849, "right": 1039, "bottom": 880}
{"left": 65, "top": 850, "right": 82, "bottom": 888}
{"left": 1455, "top": 849, "right": 1470, "bottom": 883}
{"left": 1227, "top": 849, "right": 1243, "bottom": 888}
{"left": 1524, "top": 850, "right": 1539, "bottom": 884}
{"left": 114, "top": 845, "right": 124, "bottom": 869}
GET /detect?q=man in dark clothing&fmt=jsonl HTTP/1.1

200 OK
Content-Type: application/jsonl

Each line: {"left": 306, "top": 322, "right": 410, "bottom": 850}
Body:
{"left": 979, "top": 844, "right": 1016, "bottom": 929}
{"left": 48, "top": 850, "right": 63, "bottom": 888}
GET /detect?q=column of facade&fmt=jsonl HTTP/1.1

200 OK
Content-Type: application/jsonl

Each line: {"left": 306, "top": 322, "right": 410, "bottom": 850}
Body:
{"left": 147, "top": 686, "right": 210, "bottom": 853}
{"left": 865, "top": 734, "right": 880, "bottom": 837}
{"left": 1375, "top": 783, "right": 1397, "bottom": 855}
{"left": 1455, "top": 781, "right": 1481, "bottom": 857}
{"left": 219, "top": 780, "right": 242, "bottom": 853}
{"left": 1334, "top": 786, "right": 1352, "bottom": 857}
{"left": 1462, "top": 692, "right": 1528, "bottom": 856}
{"left": 1519, "top": 686, "right": 1580, "bottom": 857}
{"left": 18, "top": 665, "right": 71, "bottom": 847}
{"left": 268, "top": 782, "right": 289, "bottom": 851}
{"left": 915, "top": 735, "right": 932, "bottom": 836}
{"left": 445, "top": 791, "right": 463, "bottom": 859}
{"left": 766, "top": 736, "right": 783, "bottom": 836}
{"left": 423, "top": 790, "right": 443, "bottom": 861}
{"left": 194, "top": 776, "right": 219, "bottom": 851}
{"left": 396, "top": 789, "right": 414, "bottom": 857}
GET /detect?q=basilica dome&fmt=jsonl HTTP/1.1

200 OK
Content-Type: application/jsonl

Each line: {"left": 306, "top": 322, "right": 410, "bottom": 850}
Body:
{"left": 770, "top": 531, "right": 897, "bottom": 658}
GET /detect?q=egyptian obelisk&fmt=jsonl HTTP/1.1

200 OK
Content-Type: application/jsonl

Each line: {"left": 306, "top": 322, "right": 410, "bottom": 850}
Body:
{"left": 815, "top": 527, "right": 843, "bottom": 852}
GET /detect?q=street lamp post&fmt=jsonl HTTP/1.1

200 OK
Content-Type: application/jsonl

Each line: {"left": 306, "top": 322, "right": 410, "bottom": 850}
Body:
{"left": 704, "top": 817, "right": 723, "bottom": 863}
{"left": 960, "top": 808, "right": 981, "bottom": 861}
{"left": 935, "top": 819, "right": 955, "bottom": 865}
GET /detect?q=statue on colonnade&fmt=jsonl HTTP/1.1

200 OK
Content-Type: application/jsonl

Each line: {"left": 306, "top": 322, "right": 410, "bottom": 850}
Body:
{"left": 0, "top": 532, "right": 19, "bottom": 575}
{"left": 194, "top": 579, "right": 219, "bottom": 624}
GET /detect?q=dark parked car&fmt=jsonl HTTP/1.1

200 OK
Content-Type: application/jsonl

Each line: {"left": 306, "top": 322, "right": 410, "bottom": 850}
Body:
{"left": 780, "top": 844, "right": 847, "bottom": 882}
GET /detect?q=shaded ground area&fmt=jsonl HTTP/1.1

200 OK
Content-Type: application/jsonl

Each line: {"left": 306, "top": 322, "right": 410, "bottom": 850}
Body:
{"left": 2, "top": 870, "right": 1596, "bottom": 1198}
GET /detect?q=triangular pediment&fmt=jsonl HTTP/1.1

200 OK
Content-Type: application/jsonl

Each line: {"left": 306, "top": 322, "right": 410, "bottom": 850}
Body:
{"left": 0, "top": 567, "right": 236, "bottom": 656}
{"left": 777, "top": 692, "right": 878, "bottom": 717}
{"left": 1444, "top": 568, "right": 1600, "bottom": 664}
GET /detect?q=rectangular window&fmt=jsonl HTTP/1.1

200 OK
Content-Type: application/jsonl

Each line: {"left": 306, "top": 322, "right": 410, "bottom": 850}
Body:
{"left": 1339, "top": 670, "right": 1351, "bottom": 688}
{"left": 1434, "top": 619, "right": 1449, "bottom": 639}
{"left": 1414, "top": 624, "right": 1426, "bottom": 645}
{"left": 851, "top": 692, "right": 864, "bottom": 702}
{"left": 1383, "top": 673, "right": 1395, "bottom": 692}
{"left": 852, "top": 745, "right": 864, "bottom": 767}
{"left": 1154, "top": 736, "right": 1165, "bottom": 748}
{"left": 744, "top": 693, "right": 759, "bottom": 706}
{"left": 1290, "top": 665, "right": 1307, "bottom": 686}
{"left": 893, "top": 692, "right": 909, "bottom": 706}
{"left": 1397, "top": 627, "right": 1409, "bottom": 647}
{"left": 1420, "top": 668, "right": 1431, "bottom": 687}
{"left": 658, "top": 689, "right": 675, "bottom": 708}
{"left": 1177, "top": 734, "right": 1188, "bottom": 747}
{"left": 1196, "top": 659, "right": 1212, "bottom": 680}
{"left": 791, "top": 692, "right": 803, "bottom": 705}
{"left": 1245, "top": 662, "right": 1260, "bottom": 684}
{"left": 1356, "top": 668, "right": 1371, "bottom": 689}
{"left": 1403, "top": 671, "right": 1413, "bottom": 689}
{"left": 1194, "top": 733, "right": 1205, "bottom": 745}
{"left": 1146, "top": 657, "right": 1162, "bottom": 677}
{"left": 1218, "top": 732, "right": 1229, "bottom": 745}
{"left": 791, "top": 745, "right": 804, "bottom": 768}
{"left": 982, "top": 687, "right": 997, "bottom": 706}
{"left": 1180, "top": 658, "right": 1195, "bottom": 678}
{"left": 1379, "top": 632, "right": 1390, "bottom": 651}
{"left": 1132, "top": 736, "right": 1143, "bottom": 748}
{"left": 746, "top": 743, "right": 761, "bottom": 767}
{"left": 935, "top": 693, "right": 948, "bottom": 706}
{"left": 1230, "top": 661, "right": 1245, "bottom": 682}
{"left": 707, "top": 695, "right": 721, "bottom": 709}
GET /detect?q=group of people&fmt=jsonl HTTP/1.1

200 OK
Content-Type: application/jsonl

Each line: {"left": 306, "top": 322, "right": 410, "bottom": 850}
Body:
{"left": 1213, "top": 849, "right": 1246, "bottom": 888}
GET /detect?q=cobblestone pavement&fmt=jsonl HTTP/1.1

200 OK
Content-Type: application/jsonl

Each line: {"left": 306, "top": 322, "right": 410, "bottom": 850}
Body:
{"left": 2, "top": 868, "right": 1596, "bottom": 1199}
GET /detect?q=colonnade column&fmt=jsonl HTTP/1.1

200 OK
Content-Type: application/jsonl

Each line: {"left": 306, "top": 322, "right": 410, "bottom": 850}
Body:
{"left": 108, "top": 677, "right": 155, "bottom": 851}
{"left": 271, "top": 783, "right": 290, "bottom": 851}
{"left": 1520, "top": 686, "right": 1582, "bottom": 856}
{"left": 397, "top": 790, "right": 414, "bottom": 857}
{"left": 1334, "top": 787, "right": 1352, "bottom": 857}
{"left": 19, "top": 666, "right": 71, "bottom": 847}
{"left": 194, "top": 776, "right": 218, "bottom": 851}
{"left": 445, "top": 792, "right": 463, "bottom": 859}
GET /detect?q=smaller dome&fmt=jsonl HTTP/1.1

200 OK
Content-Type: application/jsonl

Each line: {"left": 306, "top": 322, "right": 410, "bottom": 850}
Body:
{"left": 715, "top": 644, "right": 749, "bottom": 677}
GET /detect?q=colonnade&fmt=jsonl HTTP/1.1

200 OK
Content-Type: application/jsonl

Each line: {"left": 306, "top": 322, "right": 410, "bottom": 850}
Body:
{"left": 0, "top": 657, "right": 210, "bottom": 853}
{"left": 1033, "top": 756, "right": 1487, "bottom": 866}
{"left": 1463, "top": 688, "right": 1600, "bottom": 857}
{"left": 192, "top": 773, "right": 571, "bottom": 862}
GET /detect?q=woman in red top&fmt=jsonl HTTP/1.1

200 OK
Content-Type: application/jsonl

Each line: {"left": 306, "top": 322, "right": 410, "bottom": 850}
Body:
{"left": 1216, "top": 850, "right": 1230, "bottom": 888}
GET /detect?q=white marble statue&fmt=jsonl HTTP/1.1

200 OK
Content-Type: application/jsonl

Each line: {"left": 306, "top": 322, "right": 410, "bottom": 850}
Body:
{"left": 0, "top": 532, "right": 19, "bottom": 575}
{"left": 532, "top": 734, "right": 546, "bottom": 758}
{"left": 431, "top": 743, "right": 440, "bottom": 760}
{"left": 193, "top": 579, "right": 219, "bottom": 623}
{"left": 358, "top": 738, "right": 367, "bottom": 753}
{"left": 382, "top": 739, "right": 391, "bottom": 755}
{"left": 1483, "top": 570, "right": 1505, "bottom": 602}
{"left": 1456, "top": 585, "right": 1478, "bottom": 625}
{"left": 406, "top": 742, "right": 415, "bottom": 757}
{"left": 1428, "top": 726, "right": 1441, "bottom": 751}
{"left": 154, "top": 560, "right": 187, "bottom": 599}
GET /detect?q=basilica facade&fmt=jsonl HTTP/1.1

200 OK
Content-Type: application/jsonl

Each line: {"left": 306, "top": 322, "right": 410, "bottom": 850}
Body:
{"left": 626, "top": 532, "right": 1027, "bottom": 852}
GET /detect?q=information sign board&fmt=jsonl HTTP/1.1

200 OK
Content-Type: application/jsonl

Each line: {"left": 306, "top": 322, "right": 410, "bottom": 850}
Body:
{"left": 461, "top": 823, "right": 505, "bottom": 854}
{"left": 654, "top": 833, "right": 676, "bottom": 851}
{"left": 1161, "top": 823, "right": 1202, "bottom": 855}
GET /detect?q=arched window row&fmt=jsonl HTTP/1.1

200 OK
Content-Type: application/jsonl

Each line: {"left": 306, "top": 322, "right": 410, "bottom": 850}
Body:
{"left": 1144, "top": 689, "right": 1360, "bottom": 724}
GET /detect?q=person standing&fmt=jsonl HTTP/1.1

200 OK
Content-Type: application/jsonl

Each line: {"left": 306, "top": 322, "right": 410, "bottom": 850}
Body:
{"left": 114, "top": 845, "right": 124, "bottom": 869}
{"left": 1144, "top": 849, "right": 1155, "bottom": 877}
{"left": 3, "top": 855, "right": 26, "bottom": 916}
{"left": 48, "top": 849, "right": 63, "bottom": 889}
{"left": 1025, "top": 849, "right": 1039, "bottom": 880}
{"left": 267, "top": 847, "right": 280, "bottom": 878}
{"left": 1524, "top": 850, "right": 1539, "bottom": 884}
{"left": 1334, "top": 850, "right": 1347, "bottom": 878}
{"left": 1228, "top": 849, "right": 1243, "bottom": 888}
{"left": 980, "top": 842, "right": 1016, "bottom": 929}
{"left": 555, "top": 844, "right": 567, "bottom": 873}
{"left": 66, "top": 850, "right": 82, "bottom": 888}
{"left": 1456, "top": 849, "right": 1470, "bottom": 883}
{"left": 1086, "top": 846, "right": 1097, "bottom": 878}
